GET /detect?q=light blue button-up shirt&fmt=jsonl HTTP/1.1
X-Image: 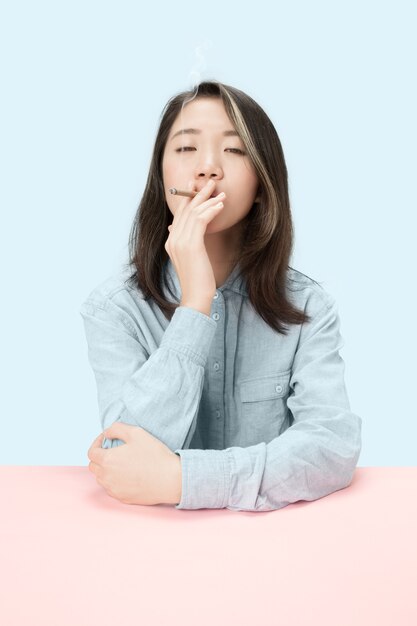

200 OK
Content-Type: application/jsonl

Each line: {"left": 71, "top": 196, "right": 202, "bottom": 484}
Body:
{"left": 79, "top": 259, "right": 362, "bottom": 511}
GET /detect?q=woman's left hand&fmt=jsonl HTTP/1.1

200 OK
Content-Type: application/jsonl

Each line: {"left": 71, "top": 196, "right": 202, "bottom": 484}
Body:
{"left": 87, "top": 422, "right": 182, "bottom": 506}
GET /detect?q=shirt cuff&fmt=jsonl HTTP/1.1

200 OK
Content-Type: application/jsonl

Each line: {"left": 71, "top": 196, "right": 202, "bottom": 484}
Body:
{"left": 160, "top": 306, "right": 217, "bottom": 367}
{"left": 173, "top": 449, "right": 232, "bottom": 509}
{"left": 173, "top": 443, "right": 268, "bottom": 511}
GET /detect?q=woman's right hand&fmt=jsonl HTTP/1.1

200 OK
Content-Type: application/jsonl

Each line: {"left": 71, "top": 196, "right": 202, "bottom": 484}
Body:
{"left": 165, "top": 179, "right": 226, "bottom": 311}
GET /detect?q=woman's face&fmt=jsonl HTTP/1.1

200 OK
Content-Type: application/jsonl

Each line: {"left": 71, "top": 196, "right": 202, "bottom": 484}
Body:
{"left": 162, "top": 97, "right": 259, "bottom": 234}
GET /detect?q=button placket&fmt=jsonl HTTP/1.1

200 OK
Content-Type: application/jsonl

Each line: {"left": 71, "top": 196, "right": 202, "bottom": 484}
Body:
{"left": 209, "top": 291, "right": 225, "bottom": 446}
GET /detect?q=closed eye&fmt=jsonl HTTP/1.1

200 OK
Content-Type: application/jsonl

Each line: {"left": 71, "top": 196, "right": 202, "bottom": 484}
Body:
{"left": 175, "top": 147, "right": 246, "bottom": 155}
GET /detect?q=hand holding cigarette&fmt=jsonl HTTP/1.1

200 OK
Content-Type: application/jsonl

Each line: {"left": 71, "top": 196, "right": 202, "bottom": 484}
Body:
{"left": 165, "top": 179, "right": 226, "bottom": 312}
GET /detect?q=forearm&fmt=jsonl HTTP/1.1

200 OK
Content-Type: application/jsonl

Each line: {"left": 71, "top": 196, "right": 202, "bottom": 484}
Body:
{"left": 119, "top": 306, "right": 216, "bottom": 452}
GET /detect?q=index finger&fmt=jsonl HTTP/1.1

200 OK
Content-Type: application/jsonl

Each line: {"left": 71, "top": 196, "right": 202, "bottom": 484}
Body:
{"left": 170, "top": 180, "right": 194, "bottom": 226}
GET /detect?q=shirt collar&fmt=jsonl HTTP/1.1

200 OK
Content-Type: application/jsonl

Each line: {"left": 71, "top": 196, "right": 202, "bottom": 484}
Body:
{"left": 164, "top": 256, "right": 248, "bottom": 301}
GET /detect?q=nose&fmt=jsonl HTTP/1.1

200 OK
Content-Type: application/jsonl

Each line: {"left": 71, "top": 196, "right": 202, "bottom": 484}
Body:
{"left": 196, "top": 173, "right": 221, "bottom": 184}
{"left": 194, "top": 153, "right": 223, "bottom": 182}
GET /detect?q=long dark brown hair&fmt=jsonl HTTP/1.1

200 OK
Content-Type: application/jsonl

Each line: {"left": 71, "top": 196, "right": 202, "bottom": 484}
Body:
{"left": 123, "top": 80, "right": 320, "bottom": 334}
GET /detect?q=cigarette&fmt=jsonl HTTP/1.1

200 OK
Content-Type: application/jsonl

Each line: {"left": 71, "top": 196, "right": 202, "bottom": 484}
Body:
{"left": 169, "top": 187, "right": 198, "bottom": 198}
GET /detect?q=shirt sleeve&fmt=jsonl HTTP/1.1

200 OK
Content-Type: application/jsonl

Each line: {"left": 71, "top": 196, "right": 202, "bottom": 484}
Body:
{"left": 174, "top": 296, "right": 362, "bottom": 511}
{"left": 79, "top": 299, "right": 217, "bottom": 450}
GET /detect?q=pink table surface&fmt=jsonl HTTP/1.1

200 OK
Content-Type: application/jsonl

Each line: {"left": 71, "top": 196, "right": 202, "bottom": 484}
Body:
{"left": 0, "top": 466, "right": 416, "bottom": 626}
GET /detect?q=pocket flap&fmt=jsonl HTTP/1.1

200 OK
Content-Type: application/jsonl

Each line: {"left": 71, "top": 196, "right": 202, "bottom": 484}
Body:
{"left": 240, "top": 371, "right": 291, "bottom": 402}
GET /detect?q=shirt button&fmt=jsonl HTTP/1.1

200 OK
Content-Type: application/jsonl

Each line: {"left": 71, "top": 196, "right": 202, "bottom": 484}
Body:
{"left": 275, "top": 384, "right": 283, "bottom": 393}
{"left": 215, "top": 410, "right": 221, "bottom": 418}
{"left": 212, "top": 313, "right": 220, "bottom": 321}
{"left": 213, "top": 291, "right": 219, "bottom": 299}
{"left": 213, "top": 362, "right": 220, "bottom": 371}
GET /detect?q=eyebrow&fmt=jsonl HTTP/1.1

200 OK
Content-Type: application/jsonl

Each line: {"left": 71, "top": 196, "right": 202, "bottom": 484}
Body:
{"left": 170, "top": 128, "right": 240, "bottom": 141}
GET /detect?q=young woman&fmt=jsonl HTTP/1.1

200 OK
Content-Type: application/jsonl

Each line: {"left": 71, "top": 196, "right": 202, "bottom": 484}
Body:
{"left": 82, "top": 80, "right": 362, "bottom": 511}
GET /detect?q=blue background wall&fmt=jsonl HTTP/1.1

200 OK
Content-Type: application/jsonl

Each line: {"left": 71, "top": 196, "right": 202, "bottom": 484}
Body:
{"left": 1, "top": 0, "right": 415, "bottom": 465}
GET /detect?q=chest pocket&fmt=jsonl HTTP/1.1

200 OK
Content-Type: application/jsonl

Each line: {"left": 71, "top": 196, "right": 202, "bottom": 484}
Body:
{"left": 238, "top": 370, "right": 291, "bottom": 445}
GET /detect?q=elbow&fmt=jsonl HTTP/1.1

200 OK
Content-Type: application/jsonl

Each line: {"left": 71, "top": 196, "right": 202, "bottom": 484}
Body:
{"left": 339, "top": 417, "right": 362, "bottom": 488}
{"left": 325, "top": 412, "right": 362, "bottom": 491}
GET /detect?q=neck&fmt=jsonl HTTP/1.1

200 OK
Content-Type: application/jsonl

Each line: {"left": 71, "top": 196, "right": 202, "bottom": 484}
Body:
{"left": 204, "top": 224, "right": 242, "bottom": 288}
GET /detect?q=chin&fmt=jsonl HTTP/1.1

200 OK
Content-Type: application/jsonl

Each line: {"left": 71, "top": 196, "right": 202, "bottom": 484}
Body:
{"left": 205, "top": 220, "right": 229, "bottom": 234}
{"left": 209, "top": 217, "right": 241, "bottom": 233}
